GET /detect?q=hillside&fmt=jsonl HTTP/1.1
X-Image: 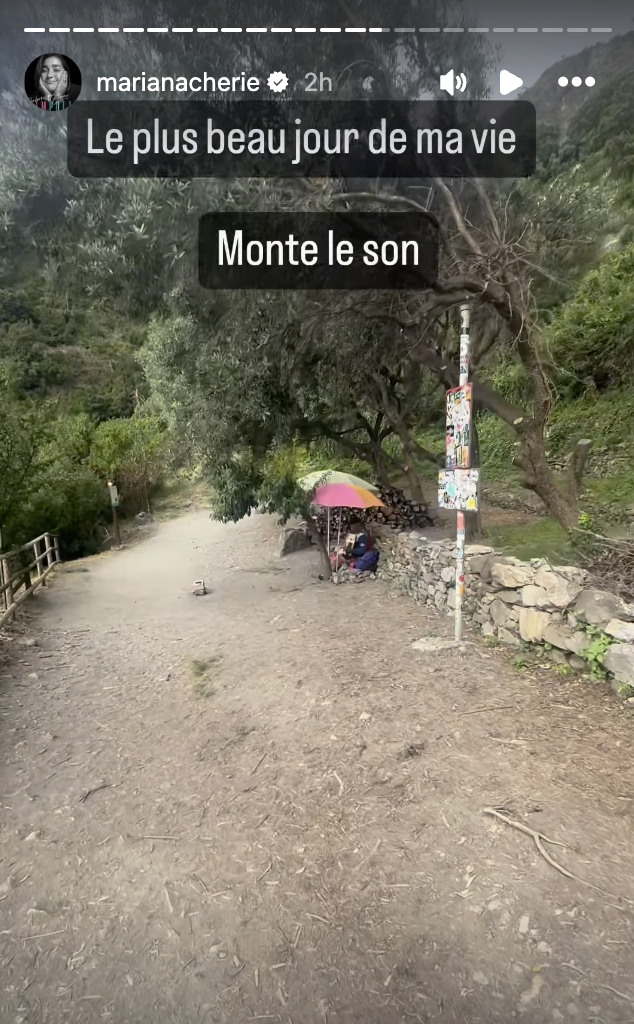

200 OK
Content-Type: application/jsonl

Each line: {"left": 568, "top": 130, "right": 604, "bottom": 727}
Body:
{"left": 522, "top": 30, "right": 634, "bottom": 128}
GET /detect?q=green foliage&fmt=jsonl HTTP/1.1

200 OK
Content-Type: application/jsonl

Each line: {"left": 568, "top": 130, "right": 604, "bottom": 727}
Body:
{"left": 547, "top": 245, "right": 634, "bottom": 393}
{"left": 210, "top": 445, "right": 314, "bottom": 527}
{"left": 567, "top": 72, "right": 634, "bottom": 183}
{"left": 0, "top": 285, "right": 146, "bottom": 419}
{"left": 90, "top": 415, "right": 170, "bottom": 512}
{"left": 578, "top": 625, "right": 614, "bottom": 680}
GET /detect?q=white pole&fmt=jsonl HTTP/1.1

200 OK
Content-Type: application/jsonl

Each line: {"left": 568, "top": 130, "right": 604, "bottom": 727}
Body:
{"left": 455, "top": 303, "right": 470, "bottom": 641}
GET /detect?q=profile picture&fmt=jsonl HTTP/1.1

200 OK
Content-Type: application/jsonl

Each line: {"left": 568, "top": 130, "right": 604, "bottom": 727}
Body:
{"left": 25, "top": 53, "right": 81, "bottom": 112}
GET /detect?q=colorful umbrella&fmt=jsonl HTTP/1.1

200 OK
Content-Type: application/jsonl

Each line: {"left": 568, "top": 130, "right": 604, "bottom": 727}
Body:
{"left": 299, "top": 470, "right": 380, "bottom": 496}
{"left": 314, "top": 483, "right": 385, "bottom": 509}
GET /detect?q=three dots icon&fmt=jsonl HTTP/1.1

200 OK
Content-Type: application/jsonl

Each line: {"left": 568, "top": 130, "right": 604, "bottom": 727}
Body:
{"left": 558, "top": 75, "right": 595, "bottom": 87}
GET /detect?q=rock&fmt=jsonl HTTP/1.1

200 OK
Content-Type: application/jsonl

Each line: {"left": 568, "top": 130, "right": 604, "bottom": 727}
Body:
{"left": 472, "top": 611, "right": 490, "bottom": 625}
{"left": 422, "top": 571, "right": 435, "bottom": 584}
{"left": 604, "top": 619, "right": 634, "bottom": 642}
{"left": 497, "top": 590, "right": 521, "bottom": 605}
{"left": 552, "top": 565, "right": 589, "bottom": 584}
{"left": 481, "top": 622, "right": 495, "bottom": 636}
{"left": 518, "top": 914, "right": 530, "bottom": 935}
{"left": 568, "top": 654, "right": 586, "bottom": 671}
{"left": 491, "top": 599, "right": 515, "bottom": 629}
{"left": 192, "top": 580, "right": 207, "bottom": 596}
{"left": 19, "top": 637, "right": 38, "bottom": 648}
{"left": 279, "top": 527, "right": 312, "bottom": 557}
{"left": 572, "top": 589, "right": 634, "bottom": 627}
{"left": 520, "top": 585, "right": 549, "bottom": 608}
{"left": 468, "top": 554, "right": 495, "bottom": 576}
{"left": 434, "top": 591, "right": 446, "bottom": 609}
{"left": 435, "top": 581, "right": 448, "bottom": 594}
{"left": 447, "top": 588, "right": 456, "bottom": 609}
{"left": 497, "top": 626, "right": 521, "bottom": 646}
{"left": 603, "top": 645, "right": 634, "bottom": 688}
{"left": 359, "top": 711, "right": 371, "bottom": 721}
{"left": 135, "top": 511, "right": 153, "bottom": 525}
{"left": 465, "top": 545, "right": 494, "bottom": 556}
{"left": 550, "top": 648, "right": 569, "bottom": 665}
{"left": 568, "top": 631, "right": 589, "bottom": 655}
{"left": 490, "top": 562, "right": 534, "bottom": 588}
{"left": 440, "top": 566, "right": 454, "bottom": 584}
{"left": 543, "top": 624, "right": 577, "bottom": 651}
{"left": 532, "top": 570, "right": 582, "bottom": 608}
{"left": 519, "top": 608, "right": 552, "bottom": 643}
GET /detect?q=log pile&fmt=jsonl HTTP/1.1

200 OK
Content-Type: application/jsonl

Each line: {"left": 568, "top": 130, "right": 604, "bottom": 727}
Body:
{"left": 316, "top": 486, "right": 434, "bottom": 536}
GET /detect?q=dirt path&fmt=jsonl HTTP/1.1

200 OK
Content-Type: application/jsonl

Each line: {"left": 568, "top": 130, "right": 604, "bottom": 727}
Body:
{"left": 1, "top": 510, "right": 634, "bottom": 1024}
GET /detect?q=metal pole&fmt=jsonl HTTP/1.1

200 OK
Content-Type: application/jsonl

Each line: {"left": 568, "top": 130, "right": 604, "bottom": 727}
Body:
{"left": 455, "top": 303, "right": 470, "bottom": 641}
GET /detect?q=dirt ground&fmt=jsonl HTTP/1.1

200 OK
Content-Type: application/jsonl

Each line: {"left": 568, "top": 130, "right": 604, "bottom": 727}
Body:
{"left": 1, "top": 510, "right": 634, "bottom": 1024}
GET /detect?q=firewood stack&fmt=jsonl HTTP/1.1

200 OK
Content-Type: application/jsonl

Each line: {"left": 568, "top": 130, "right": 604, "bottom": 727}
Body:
{"left": 315, "top": 486, "right": 434, "bottom": 537}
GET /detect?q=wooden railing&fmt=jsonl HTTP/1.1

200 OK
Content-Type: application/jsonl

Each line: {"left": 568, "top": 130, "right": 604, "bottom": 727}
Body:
{"left": 0, "top": 533, "right": 61, "bottom": 629}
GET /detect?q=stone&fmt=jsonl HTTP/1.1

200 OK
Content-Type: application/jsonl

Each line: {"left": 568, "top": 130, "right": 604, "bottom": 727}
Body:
{"left": 447, "top": 588, "right": 456, "bottom": 609}
{"left": 279, "top": 527, "right": 311, "bottom": 557}
{"left": 497, "top": 626, "right": 521, "bottom": 646}
{"left": 603, "top": 645, "right": 634, "bottom": 688}
{"left": 519, "top": 607, "right": 552, "bottom": 643}
{"left": 532, "top": 570, "right": 582, "bottom": 608}
{"left": 491, "top": 599, "right": 515, "bottom": 628}
{"left": 568, "top": 654, "right": 586, "bottom": 671}
{"left": 465, "top": 544, "right": 494, "bottom": 556}
{"left": 192, "top": 580, "right": 208, "bottom": 596}
{"left": 520, "top": 585, "right": 549, "bottom": 607}
{"left": 435, "top": 581, "right": 448, "bottom": 594}
{"left": 412, "top": 637, "right": 460, "bottom": 653}
{"left": 481, "top": 622, "right": 495, "bottom": 636}
{"left": 604, "top": 619, "right": 634, "bottom": 642}
{"left": 472, "top": 611, "right": 490, "bottom": 626}
{"left": 543, "top": 624, "right": 577, "bottom": 651}
{"left": 568, "top": 631, "right": 589, "bottom": 655}
{"left": 497, "top": 590, "right": 521, "bottom": 605}
{"left": 490, "top": 562, "right": 534, "bottom": 588}
{"left": 552, "top": 565, "right": 589, "bottom": 583}
{"left": 434, "top": 591, "right": 446, "bottom": 610}
{"left": 572, "top": 589, "right": 634, "bottom": 627}
{"left": 422, "top": 571, "right": 435, "bottom": 584}
{"left": 440, "top": 566, "right": 454, "bottom": 584}
{"left": 550, "top": 648, "right": 569, "bottom": 665}
{"left": 468, "top": 554, "right": 494, "bottom": 576}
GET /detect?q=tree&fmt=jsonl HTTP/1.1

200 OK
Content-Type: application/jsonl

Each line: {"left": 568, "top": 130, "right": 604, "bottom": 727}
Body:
{"left": 90, "top": 415, "right": 170, "bottom": 512}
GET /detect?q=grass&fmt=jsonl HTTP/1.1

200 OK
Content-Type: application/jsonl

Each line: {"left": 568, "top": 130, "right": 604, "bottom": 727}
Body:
{"left": 189, "top": 654, "right": 223, "bottom": 697}
{"left": 484, "top": 518, "right": 576, "bottom": 564}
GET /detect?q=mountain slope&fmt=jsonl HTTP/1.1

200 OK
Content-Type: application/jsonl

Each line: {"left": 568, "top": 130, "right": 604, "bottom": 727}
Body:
{"left": 522, "top": 30, "right": 634, "bottom": 128}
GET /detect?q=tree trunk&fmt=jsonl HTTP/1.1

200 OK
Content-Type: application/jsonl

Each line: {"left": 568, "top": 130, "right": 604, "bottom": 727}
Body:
{"left": 302, "top": 512, "right": 332, "bottom": 576}
{"left": 515, "top": 425, "right": 579, "bottom": 530}
{"left": 465, "top": 419, "right": 483, "bottom": 540}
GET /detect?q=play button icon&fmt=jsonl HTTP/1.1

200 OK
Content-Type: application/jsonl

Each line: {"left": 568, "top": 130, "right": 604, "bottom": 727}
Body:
{"left": 500, "top": 69, "right": 523, "bottom": 95}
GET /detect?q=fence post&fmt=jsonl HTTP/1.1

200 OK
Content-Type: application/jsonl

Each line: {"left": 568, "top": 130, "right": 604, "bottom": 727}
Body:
{"left": 0, "top": 526, "right": 8, "bottom": 612}
{"left": 54, "top": 536, "right": 61, "bottom": 564}
{"left": 40, "top": 537, "right": 47, "bottom": 585}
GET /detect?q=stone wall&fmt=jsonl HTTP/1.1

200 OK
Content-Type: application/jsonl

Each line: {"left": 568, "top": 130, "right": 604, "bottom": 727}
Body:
{"left": 378, "top": 531, "right": 634, "bottom": 695}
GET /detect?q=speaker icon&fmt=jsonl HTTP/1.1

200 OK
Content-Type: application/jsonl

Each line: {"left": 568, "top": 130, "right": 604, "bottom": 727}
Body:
{"left": 440, "top": 70, "right": 467, "bottom": 96}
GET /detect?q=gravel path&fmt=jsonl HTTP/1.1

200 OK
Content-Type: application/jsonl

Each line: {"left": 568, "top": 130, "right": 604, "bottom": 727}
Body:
{"left": 1, "top": 510, "right": 633, "bottom": 1024}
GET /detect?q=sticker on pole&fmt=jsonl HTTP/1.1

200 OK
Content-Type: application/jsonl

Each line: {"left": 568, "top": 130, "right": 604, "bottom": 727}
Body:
{"left": 445, "top": 384, "right": 472, "bottom": 469}
{"left": 438, "top": 469, "right": 479, "bottom": 510}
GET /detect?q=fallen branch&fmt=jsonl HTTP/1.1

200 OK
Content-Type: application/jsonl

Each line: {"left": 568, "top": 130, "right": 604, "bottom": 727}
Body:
{"left": 482, "top": 807, "right": 632, "bottom": 904}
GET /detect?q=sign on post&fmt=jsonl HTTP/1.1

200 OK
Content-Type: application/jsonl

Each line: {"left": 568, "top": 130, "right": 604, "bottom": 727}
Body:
{"left": 107, "top": 482, "right": 120, "bottom": 508}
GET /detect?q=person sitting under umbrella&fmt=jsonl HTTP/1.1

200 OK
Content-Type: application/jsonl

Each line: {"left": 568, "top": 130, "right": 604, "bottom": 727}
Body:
{"left": 346, "top": 521, "right": 372, "bottom": 559}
